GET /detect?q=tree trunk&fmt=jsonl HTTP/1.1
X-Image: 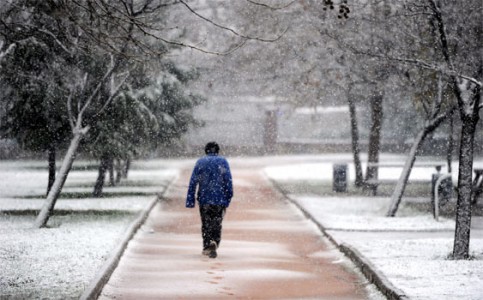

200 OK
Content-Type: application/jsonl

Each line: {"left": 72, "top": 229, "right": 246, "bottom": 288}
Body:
{"left": 453, "top": 114, "right": 478, "bottom": 259}
{"left": 386, "top": 110, "right": 452, "bottom": 217}
{"left": 348, "top": 91, "right": 364, "bottom": 187}
{"left": 93, "top": 153, "right": 109, "bottom": 197}
{"left": 386, "top": 129, "right": 428, "bottom": 217}
{"left": 115, "top": 159, "right": 122, "bottom": 184}
{"left": 446, "top": 110, "right": 454, "bottom": 174}
{"left": 364, "top": 91, "right": 383, "bottom": 195}
{"left": 123, "top": 158, "right": 131, "bottom": 179}
{"left": 47, "top": 143, "right": 56, "bottom": 195}
{"left": 108, "top": 156, "right": 115, "bottom": 186}
{"left": 35, "top": 130, "right": 85, "bottom": 228}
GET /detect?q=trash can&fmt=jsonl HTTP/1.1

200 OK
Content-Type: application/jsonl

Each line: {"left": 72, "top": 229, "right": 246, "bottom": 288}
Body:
{"left": 333, "top": 163, "right": 348, "bottom": 192}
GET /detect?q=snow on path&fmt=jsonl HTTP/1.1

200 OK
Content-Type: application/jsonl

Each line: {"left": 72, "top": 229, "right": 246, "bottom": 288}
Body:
{"left": 99, "top": 168, "right": 383, "bottom": 299}
{"left": 3, "top": 155, "right": 481, "bottom": 299}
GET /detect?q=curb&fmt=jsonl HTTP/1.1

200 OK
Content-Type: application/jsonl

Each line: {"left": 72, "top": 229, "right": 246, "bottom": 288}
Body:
{"left": 339, "top": 244, "right": 409, "bottom": 300}
{"left": 79, "top": 176, "right": 177, "bottom": 300}
{"left": 268, "top": 178, "right": 408, "bottom": 300}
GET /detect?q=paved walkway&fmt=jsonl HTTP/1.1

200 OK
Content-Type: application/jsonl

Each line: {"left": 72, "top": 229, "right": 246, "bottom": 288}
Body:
{"left": 99, "top": 167, "right": 370, "bottom": 299}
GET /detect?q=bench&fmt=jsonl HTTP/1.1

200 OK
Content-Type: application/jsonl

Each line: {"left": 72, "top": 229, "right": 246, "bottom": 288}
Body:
{"left": 364, "top": 161, "right": 446, "bottom": 195}
{"left": 472, "top": 168, "right": 483, "bottom": 204}
{"left": 366, "top": 161, "right": 445, "bottom": 171}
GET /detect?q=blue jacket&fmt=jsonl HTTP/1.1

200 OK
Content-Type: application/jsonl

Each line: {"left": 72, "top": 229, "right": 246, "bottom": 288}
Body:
{"left": 186, "top": 154, "right": 233, "bottom": 208}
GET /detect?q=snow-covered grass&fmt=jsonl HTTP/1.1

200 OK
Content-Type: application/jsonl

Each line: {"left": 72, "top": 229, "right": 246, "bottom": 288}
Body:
{"left": 0, "top": 159, "right": 178, "bottom": 299}
{"left": 0, "top": 213, "right": 135, "bottom": 299}
{"left": 2, "top": 154, "right": 482, "bottom": 299}
{"left": 264, "top": 158, "right": 483, "bottom": 300}
{"left": 294, "top": 196, "right": 456, "bottom": 231}
{"left": 265, "top": 161, "right": 444, "bottom": 182}
{"left": 345, "top": 238, "right": 483, "bottom": 300}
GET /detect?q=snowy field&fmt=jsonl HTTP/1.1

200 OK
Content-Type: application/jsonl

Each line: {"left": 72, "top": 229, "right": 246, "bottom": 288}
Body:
{"left": 265, "top": 158, "right": 483, "bottom": 300}
{"left": 0, "top": 159, "right": 178, "bottom": 299}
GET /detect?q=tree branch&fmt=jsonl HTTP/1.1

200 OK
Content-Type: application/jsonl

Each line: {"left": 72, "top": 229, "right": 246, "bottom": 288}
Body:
{"left": 432, "top": 70, "right": 443, "bottom": 119}
{"left": 427, "top": 0, "right": 454, "bottom": 70}
{"left": 322, "top": 18, "right": 481, "bottom": 88}
{"left": 426, "top": 104, "right": 457, "bottom": 131}
{"left": 37, "top": 28, "right": 73, "bottom": 56}
{"left": 0, "top": 42, "right": 16, "bottom": 63}
{"left": 245, "top": 0, "right": 296, "bottom": 10}
{"left": 96, "top": 72, "right": 130, "bottom": 117}
{"left": 69, "top": 0, "right": 250, "bottom": 56}
{"left": 178, "top": 0, "right": 287, "bottom": 43}
{"left": 67, "top": 91, "right": 75, "bottom": 131}
{"left": 78, "top": 56, "right": 117, "bottom": 122}
{"left": 388, "top": 56, "right": 482, "bottom": 87}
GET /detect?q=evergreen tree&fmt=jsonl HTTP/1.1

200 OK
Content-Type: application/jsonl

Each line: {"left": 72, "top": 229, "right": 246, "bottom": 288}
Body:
{"left": 86, "top": 62, "right": 204, "bottom": 197}
{"left": 0, "top": 2, "right": 73, "bottom": 194}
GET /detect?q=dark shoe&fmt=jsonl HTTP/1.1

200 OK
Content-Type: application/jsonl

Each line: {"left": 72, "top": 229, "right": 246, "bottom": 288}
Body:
{"left": 208, "top": 240, "right": 217, "bottom": 258}
{"left": 202, "top": 248, "right": 211, "bottom": 256}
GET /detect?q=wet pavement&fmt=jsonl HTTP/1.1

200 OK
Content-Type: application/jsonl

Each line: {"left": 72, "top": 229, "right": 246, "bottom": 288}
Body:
{"left": 99, "top": 167, "right": 371, "bottom": 299}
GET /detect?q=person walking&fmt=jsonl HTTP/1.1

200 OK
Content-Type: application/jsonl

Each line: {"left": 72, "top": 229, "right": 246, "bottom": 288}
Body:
{"left": 186, "top": 142, "right": 233, "bottom": 258}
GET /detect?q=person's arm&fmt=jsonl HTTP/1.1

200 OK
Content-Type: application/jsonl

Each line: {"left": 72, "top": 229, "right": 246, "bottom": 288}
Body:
{"left": 222, "top": 160, "right": 233, "bottom": 205}
{"left": 186, "top": 162, "right": 199, "bottom": 208}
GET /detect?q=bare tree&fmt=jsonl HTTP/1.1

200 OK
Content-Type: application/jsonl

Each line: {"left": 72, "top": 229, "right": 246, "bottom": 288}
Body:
{"left": 387, "top": 72, "right": 456, "bottom": 216}
{"left": 386, "top": 0, "right": 481, "bottom": 259}
{"left": 327, "top": 0, "right": 481, "bottom": 258}
{"left": 320, "top": 1, "right": 393, "bottom": 191}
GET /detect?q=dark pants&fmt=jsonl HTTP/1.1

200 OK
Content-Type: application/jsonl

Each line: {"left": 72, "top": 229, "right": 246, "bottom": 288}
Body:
{"left": 199, "top": 204, "right": 226, "bottom": 250}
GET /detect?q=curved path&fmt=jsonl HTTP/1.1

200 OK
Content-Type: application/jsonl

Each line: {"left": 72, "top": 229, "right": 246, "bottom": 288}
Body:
{"left": 99, "top": 166, "right": 369, "bottom": 299}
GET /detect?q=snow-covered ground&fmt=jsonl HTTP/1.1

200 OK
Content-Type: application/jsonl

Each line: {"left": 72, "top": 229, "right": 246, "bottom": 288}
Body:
{"left": 264, "top": 158, "right": 483, "bottom": 300}
{"left": 2, "top": 154, "right": 482, "bottom": 299}
{"left": 0, "top": 159, "right": 178, "bottom": 299}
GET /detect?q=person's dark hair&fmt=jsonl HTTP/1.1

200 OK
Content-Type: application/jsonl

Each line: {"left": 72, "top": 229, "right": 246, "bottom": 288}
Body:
{"left": 204, "top": 141, "right": 220, "bottom": 154}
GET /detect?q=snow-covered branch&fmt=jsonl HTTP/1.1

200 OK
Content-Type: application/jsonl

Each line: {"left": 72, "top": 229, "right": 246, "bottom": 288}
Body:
{"left": 0, "top": 42, "right": 16, "bottom": 63}
{"left": 457, "top": 78, "right": 479, "bottom": 116}
{"left": 37, "top": 28, "right": 73, "bottom": 56}
{"left": 78, "top": 57, "right": 117, "bottom": 123}
{"left": 67, "top": 92, "right": 75, "bottom": 131}
{"left": 132, "top": 96, "right": 159, "bottom": 131}
{"left": 382, "top": 56, "right": 482, "bottom": 87}
{"left": 1, "top": 36, "right": 50, "bottom": 57}
{"left": 426, "top": 104, "right": 456, "bottom": 130}
{"left": 96, "top": 72, "right": 130, "bottom": 117}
